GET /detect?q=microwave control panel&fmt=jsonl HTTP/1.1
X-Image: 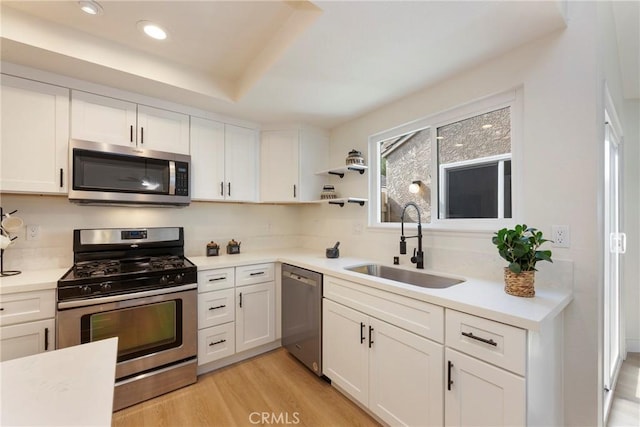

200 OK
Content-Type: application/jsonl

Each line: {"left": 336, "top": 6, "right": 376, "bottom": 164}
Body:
{"left": 175, "top": 162, "right": 189, "bottom": 196}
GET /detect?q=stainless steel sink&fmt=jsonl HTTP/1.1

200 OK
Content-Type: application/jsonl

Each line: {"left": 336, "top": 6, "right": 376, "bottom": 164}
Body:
{"left": 345, "top": 264, "right": 464, "bottom": 289}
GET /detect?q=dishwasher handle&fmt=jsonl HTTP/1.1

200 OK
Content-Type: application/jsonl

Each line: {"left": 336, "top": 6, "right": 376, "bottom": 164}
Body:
{"left": 282, "top": 270, "right": 318, "bottom": 287}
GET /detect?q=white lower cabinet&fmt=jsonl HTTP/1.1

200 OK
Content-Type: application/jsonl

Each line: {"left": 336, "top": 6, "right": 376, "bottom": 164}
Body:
{"left": 444, "top": 309, "right": 526, "bottom": 427}
{"left": 444, "top": 348, "right": 525, "bottom": 427}
{"left": 323, "top": 298, "right": 443, "bottom": 426}
{"left": 0, "top": 289, "right": 56, "bottom": 362}
{"left": 197, "top": 264, "right": 275, "bottom": 366}
{"left": 236, "top": 281, "right": 275, "bottom": 353}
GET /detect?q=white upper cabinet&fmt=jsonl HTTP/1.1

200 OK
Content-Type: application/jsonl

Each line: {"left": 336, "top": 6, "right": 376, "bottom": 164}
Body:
{"left": 70, "top": 90, "right": 136, "bottom": 146}
{"left": 137, "top": 105, "right": 190, "bottom": 154}
{"left": 71, "top": 91, "right": 190, "bottom": 155}
{"left": 1, "top": 75, "right": 69, "bottom": 194}
{"left": 190, "top": 117, "right": 258, "bottom": 202}
{"left": 260, "top": 128, "right": 329, "bottom": 202}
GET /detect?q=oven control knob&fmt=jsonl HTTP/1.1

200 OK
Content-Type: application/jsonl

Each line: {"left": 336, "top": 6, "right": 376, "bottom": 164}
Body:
{"left": 80, "top": 285, "right": 92, "bottom": 296}
{"left": 175, "top": 273, "right": 183, "bottom": 284}
{"left": 100, "top": 283, "right": 112, "bottom": 292}
{"left": 159, "top": 275, "right": 168, "bottom": 285}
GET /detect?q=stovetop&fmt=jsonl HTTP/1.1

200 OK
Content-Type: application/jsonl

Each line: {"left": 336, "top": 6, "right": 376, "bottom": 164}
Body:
{"left": 58, "top": 227, "right": 197, "bottom": 303}
{"left": 67, "top": 255, "right": 192, "bottom": 280}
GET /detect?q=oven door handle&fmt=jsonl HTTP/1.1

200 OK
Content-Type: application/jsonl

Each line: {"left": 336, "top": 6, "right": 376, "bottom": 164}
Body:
{"left": 57, "top": 283, "right": 197, "bottom": 309}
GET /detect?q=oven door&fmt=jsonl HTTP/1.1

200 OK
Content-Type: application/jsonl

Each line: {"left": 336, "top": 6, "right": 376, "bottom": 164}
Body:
{"left": 69, "top": 139, "right": 190, "bottom": 206}
{"left": 57, "top": 285, "right": 196, "bottom": 380}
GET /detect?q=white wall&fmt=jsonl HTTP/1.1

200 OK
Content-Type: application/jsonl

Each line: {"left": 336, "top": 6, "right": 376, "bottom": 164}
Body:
{"left": 0, "top": 194, "right": 302, "bottom": 271}
{"left": 301, "top": 2, "right": 610, "bottom": 425}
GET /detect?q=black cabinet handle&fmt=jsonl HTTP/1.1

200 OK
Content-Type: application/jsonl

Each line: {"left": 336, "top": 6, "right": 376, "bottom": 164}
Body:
{"left": 447, "top": 360, "right": 454, "bottom": 390}
{"left": 140, "top": 127, "right": 144, "bottom": 144}
{"left": 59, "top": 168, "right": 64, "bottom": 188}
{"left": 208, "top": 277, "right": 226, "bottom": 282}
{"left": 220, "top": 182, "right": 224, "bottom": 197}
{"left": 44, "top": 327, "right": 49, "bottom": 351}
{"left": 360, "top": 322, "right": 365, "bottom": 344}
{"left": 239, "top": 292, "right": 242, "bottom": 308}
{"left": 368, "top": 325, "right": 374, "bottom": 348}
{"left": 293, "top": 184, "right": 297, "bottom": 198}
{"left": 461, "top": 331, "right": 497, "bottom": 347}
{"left": 228, "top": 182, "right": 231, "bottom": 197}
{"left": 0, "top": 307, "right": 4, "bottom": 311}
{"left": 249, "top": 271, "right": 265, "bottom": 276}
{"left": 208, "top": 304, "right": 226, "bottom": 311}
{"left": 209, "top": 339, "right": 226, "bottom": 347}
{"left": 130, "top": 125, "right": 133, "bottom": 142}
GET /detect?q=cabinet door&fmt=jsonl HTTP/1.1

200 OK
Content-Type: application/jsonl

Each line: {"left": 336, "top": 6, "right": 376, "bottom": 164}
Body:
{"left": 369, "top": 317, "right": 444, "bottom": 426}
{"left": 322, "top": 299, "right": 369, "bottom": 406}
{"left": 260, "top": 130, "right": 299, "bottom": 202}
{"left": 445, "top": 348, "right": 525, "bottom": 427}
{"left": 224, "top": 124, "right": 258, "bottom": 202}
{"left": 0, "top": 318, "right": 55, "bottom": 362}
{"left": 1, "top": 75, "right": 69, "bottom": 193}
{"left": 235, "top": 282, "right": 275, "bottom": 352}
{"left": 70, "top": 90, "right": 137, "bottom": 147}
{"left": 190, "top": 117, "right": 226, "bottom": 200}
{"left": 137, "top": 105, "right": 190, "bottom": 155}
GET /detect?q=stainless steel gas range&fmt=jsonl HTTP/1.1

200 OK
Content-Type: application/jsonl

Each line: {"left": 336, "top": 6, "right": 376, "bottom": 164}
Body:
{"left": 56, "top": 227, "right": 197, "bottom": 411}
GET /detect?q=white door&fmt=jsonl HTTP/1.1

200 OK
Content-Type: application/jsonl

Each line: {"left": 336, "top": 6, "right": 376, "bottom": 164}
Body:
{"left": 0, "top": 319, "right": 55, "bottom": 362}
{"left": 369, "top": 317, "right": 444, "bottom": 426}
{"left": 224, "top": 124, "right": 258, "bottom": 202}
{"left": 603, "top": 114, "right": 625, "bottom": 417}
{"left": 445, "top": 348, "right": 525, "bottom": 427}
{"left": 137, "top": 105, "right": 190, "bottom": 154}
{"left": 235, "top": 282, "right": 275, "bottom": 352}
{"left": 1, "top": 75, "right": 69, "bottom": 193}
{"left": 260, "top": 130, "right": 299, "bottom": 202}
{"left": 322, "top": 299, "right": 369, "bottom": 406}
{"left": 190, "top": 117, "right": 226, "bottom": 200}
{"left": 70, "top": 90, "right": 137, "bottom": 146}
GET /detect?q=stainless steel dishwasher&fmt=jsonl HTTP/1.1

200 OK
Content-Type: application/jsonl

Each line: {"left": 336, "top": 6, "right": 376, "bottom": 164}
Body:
{"left": 281, "top": 263, "right": 323, "bottom": 376}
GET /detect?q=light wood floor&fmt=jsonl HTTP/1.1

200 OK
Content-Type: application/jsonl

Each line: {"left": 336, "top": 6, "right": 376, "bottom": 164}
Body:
{"left": 112, "top": 348, "right": 380, "bottom": 427}
{"left": 608, "top": 352, "right": 640, "bottom": 427}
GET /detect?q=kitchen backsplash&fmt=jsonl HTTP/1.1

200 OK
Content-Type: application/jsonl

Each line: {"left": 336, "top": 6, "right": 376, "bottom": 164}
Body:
{"left": 0, "top": 194, "right": 302, "bottom": 271}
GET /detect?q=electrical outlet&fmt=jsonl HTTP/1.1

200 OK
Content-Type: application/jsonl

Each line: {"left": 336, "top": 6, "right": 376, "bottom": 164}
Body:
{"left": 26, "top": 224, "right": 40, "bottom": 241}
{"left": 551, "top": 225, "right": 570, "bottom": 248}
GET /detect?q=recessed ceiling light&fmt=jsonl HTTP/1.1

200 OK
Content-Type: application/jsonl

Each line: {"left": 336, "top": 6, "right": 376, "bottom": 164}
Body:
{"left": 137, "top": 21, "right": 168, "bottom": 40}
{"left": 482, "top": 124, "right": 493, "bottom": 129}
{"left": 78, "top": 0, "right": 103, "bottom": 15}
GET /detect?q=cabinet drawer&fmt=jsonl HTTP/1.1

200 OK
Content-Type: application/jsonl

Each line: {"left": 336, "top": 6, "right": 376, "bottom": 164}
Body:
{"left": 324, "top": 276, "right": 444, "bottom": 343}
{"left": 198, "top": 288, "right": 235, "bottom": 328}
{"left": 445, "top": 309, "right": 526, "bottom": 376}
{"left": 198, "top": 267, "right": 235, "bottom": 292}
{"left": 235, "top": 263, "right": 274, "bottom": 287}
{"left": 0, "top": 290, "right": 55, "bottom": 326}
{"left": 197, "top": 322, "right": 235, "bottom": 365}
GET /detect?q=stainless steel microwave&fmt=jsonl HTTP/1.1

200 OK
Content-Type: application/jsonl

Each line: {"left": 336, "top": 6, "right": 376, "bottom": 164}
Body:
{"left": 69, "top": 139, "right": 190, "bottom": 206}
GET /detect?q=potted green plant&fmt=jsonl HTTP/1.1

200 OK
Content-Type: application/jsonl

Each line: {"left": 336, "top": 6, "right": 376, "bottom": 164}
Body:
{"left": 491, "top": 224, "right": 553, "bottom": 297}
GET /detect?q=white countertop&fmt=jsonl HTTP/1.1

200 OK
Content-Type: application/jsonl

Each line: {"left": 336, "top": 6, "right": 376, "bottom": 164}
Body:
{"left": 0, "top": 248, "right": 572, "bottom": 331}
{"left": 0, "top": 337, "right": 118, "bottom": 426}
{"left": 0, "top": 267, "right": 68, "bottom": 295}
{"left": 191, "top": 249, "right": 573, "bottom": 331}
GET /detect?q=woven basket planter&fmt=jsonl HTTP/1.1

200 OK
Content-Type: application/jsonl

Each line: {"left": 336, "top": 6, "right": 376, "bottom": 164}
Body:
{"left": 504, "top": 268, "right": 535, "bottom": 297}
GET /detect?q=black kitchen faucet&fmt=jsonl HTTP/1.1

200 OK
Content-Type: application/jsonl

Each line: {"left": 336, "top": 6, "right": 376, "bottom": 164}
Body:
{"left": 399, "top": 202, "right": 424, "bottom": 269}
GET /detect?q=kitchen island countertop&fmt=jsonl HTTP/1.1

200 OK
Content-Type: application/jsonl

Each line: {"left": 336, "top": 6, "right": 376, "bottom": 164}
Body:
{"left": 1, "top": 337, "right": 118, "bottom": 426}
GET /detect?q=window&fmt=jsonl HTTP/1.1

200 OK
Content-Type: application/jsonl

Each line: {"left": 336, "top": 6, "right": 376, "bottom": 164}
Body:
{"left": 368, "top": 89, "right": 520, "bottom": 229}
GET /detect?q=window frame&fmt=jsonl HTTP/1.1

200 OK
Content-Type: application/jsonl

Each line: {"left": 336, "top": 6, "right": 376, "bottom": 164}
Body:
{"left": 367, "top": 88, "right": 522, "bottom": 231}
{"left": 438, "top": 153, "right": 512, "bottom": 220}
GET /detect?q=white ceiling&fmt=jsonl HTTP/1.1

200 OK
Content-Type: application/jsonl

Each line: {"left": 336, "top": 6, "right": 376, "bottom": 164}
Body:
{"left": 0, "top": 1, "right": 636, "bottom": 129}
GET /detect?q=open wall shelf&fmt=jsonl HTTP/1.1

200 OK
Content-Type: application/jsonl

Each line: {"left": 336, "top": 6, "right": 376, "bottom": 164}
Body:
{"left": 316, "top": 165, "right": 368, "bottom": 178}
